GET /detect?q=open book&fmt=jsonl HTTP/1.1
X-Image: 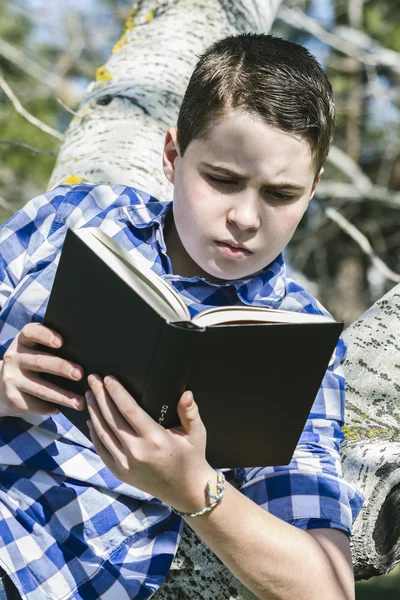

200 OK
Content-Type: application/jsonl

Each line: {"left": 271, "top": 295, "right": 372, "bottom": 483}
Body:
{"left": 85, "top": 228, "right": 333, "bottom": 328}
{"left": 43, "top": 227, "right": 343, "bottom": 468}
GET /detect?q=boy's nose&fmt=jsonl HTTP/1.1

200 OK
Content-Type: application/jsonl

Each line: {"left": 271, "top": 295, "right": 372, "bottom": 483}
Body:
{"left": 227, "top": 195, "right": 261, "bottom": 232}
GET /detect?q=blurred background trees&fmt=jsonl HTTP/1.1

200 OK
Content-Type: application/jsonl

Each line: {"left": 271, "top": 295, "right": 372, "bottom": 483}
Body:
{"left": 0, "top": 0, "right": 399, "bottom": 596}
{"left": 0, "top": 0, "right": 132, "bottom": 213}
{"left": 274, "top": 0, "right": 400, "bottom": 326}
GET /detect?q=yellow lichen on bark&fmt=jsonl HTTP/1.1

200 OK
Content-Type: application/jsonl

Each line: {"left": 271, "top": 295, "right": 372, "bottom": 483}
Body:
{"left": 71, "top": 105, "right": 91, "bottom": 125}
{"left": 343, "top": 424, "right": 395, "bottom": 442}
{"left": 124, "top": 5, "right": 139, "bottom": 30}
{"left": 343, "top": 425, "right": 359, "bottom": 441}
{"left": 113, "top": 32, "right": 128, "bottom": 54}
{"left": 145, "top": 10, "right": 156, "bottom": 22}
{"left": 62, "top": 175, "right": 85, "bottom": 185}
{"left": 112, "top": 6, "right": 139, "bottom": 53}
{"left": 95, "top": 65, "right": 113, "bottom": 83}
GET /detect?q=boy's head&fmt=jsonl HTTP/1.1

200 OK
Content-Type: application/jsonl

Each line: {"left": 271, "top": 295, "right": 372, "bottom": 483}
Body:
{"left": 163, "top": 34, "right": 335, "bottom": 282}
{"left": 178, "top": 33, "right": 335, "bottom": 175}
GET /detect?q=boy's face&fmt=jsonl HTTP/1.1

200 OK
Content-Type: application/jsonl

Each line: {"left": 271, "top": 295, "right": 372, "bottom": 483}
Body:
{"left": 163, "top": 110, "right": 322, "bottom": 281}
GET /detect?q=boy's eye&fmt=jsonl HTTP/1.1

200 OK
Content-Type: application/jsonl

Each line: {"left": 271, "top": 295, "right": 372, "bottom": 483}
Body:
{"left": 207, "top": 175, "right": 237, "bottom": 186}
{"left": 206, "top": 176, "right": 296, "bottom": 201}
{"left": 266, "top": 190, "right": 295, "bottom": 202}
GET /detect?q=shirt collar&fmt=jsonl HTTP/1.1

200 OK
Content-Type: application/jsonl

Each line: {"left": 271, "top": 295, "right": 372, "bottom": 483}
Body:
{"left": 120, "top": 198, "right": 171, "bottom": 230}
{"left": 119, "top": 200, "right": 287, "bottom": 309}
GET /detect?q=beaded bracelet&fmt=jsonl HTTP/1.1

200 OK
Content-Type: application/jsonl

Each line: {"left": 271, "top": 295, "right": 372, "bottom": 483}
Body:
{"left": 171, "top": 471, "right": 226, "bottom": 518}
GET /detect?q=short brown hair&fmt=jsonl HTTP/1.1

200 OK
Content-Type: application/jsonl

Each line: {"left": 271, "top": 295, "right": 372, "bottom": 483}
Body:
{"left": 177, "top": 34, "right": 335, "bottom": 173}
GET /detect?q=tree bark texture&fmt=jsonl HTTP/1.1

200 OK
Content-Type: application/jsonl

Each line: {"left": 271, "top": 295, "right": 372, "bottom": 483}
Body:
{"left": 48, "top": 0, "right": 281, "bottom": 200}
{"left": 341, "top": 282, "right": 400, "bottom": 579}
{"left": 47, "top": 0, "right": 399, "bottom": 592}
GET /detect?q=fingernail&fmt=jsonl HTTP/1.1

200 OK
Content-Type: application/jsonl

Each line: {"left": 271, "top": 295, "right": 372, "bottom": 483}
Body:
{"left": 52, "top": 335, "right": 61, "bottom": 347}
{"left": 71, "top": 367, "right": 81, "bottom": 379}
{"left": 87, "top": 374, "right": 98, "bottom": 386}
{"left": 104, "top": 376, "right": 113, "bottom": 385}
{"left": 75, "top": 398, "right": 85, "bottom": 410}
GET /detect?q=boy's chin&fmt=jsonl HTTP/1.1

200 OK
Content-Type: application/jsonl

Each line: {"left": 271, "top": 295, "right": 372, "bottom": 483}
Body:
{"left": 204, "top": 256, "right": 278, "bottom": 281}
{"left": 183, "top": 250, "right": 271, "bottom": 281}
{"left": 200, "top": 263, "right": 264, "bottom": 282}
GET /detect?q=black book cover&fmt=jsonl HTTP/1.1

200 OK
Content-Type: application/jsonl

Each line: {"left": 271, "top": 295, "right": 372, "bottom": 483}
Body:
{"left": 43, "top": 228, "right": 343, "bottom": 468}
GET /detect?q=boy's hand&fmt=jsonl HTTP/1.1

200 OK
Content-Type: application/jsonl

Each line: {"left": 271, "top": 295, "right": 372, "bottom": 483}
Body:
{"left": 86, "top": 374, "right": 215, "bottom": 513}
{"left": 0, "top": 323, "right": 85, "bottom": 418}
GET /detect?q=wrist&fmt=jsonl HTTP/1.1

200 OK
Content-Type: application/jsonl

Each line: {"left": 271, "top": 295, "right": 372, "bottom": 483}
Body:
{"left": 170, "top": 465, "right": 221, "bottom": 514}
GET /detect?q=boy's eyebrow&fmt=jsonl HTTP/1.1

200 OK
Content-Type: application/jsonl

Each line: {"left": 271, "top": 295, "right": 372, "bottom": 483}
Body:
{"left": 201, "top": 162, "right": 247, "bottom": 179}
{"left": 200, "top": 162, "right": 306, "bottom": 192}
{"left": 262, "top": 182, "right": 306, "bottom": 193}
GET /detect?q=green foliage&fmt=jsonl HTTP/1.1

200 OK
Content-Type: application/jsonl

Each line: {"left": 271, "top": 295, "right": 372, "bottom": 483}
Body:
{"left": 0, "top": 0, "right": 133, "bottom": 216}
{"left": 0, "top": 1, "right": 30, "bottom": 44}
{"left": 0, "top": 105, "right": 59, "bottom": 202}
{"left": 0, "top": 1, "right": 61, "bottom": 211}
{"left": 364, "top": 2, "right": 400, "bottom": 52}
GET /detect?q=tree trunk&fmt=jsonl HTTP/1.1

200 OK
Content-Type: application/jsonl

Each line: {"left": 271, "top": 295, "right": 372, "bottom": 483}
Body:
{"left": 341, "top": 282, "right": 400, "bottom": 579}
{"left": 48, "top": 0, "right": 281, "bottom": 200}
{"left": 47, "top": 0, "right": 400, "bottom": 591}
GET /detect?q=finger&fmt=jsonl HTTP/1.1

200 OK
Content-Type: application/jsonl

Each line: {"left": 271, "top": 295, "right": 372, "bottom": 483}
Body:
{"left": 86, "top": 375, "right": 137, "bottom": 440}
{"left": 176, "top": 391, "right": 204, "bottom": 436}
{"left": 86, "top": 391, "right": 127, "bottom": 464}
{"left": 86, "top": 419, "right": 117, "bottom": 472}
{"left": 18, "top": 323, "right": 63, "bottom": 349}
{"left": 17, "top": 371, "right": 86, "bottom": 411}
{"left": 99, "top": 375, "right": 159, "bottom": 437}
{"left": 16, "top": 346, "right": 83, "bottom": 381}
{"left": 7, "top": 392, "right": 60, "bottom": 416}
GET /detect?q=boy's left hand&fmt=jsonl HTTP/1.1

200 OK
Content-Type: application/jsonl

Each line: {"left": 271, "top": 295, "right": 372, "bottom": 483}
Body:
{"left": 86, "top": 374, "right": 215, "bottom": 513}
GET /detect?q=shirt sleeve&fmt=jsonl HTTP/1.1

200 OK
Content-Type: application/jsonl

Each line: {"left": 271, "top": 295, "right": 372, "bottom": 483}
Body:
{"left": 0, "top": 186, "right": 74, "bottom": 354}
{"left": 0, "top": 183, "right": 148, "bottom": 358}
{"left": 234, "top": 335, "right": 365, "bottom": 537}
{"left": 0, "top": 184, "right": 122, "bottom": 354}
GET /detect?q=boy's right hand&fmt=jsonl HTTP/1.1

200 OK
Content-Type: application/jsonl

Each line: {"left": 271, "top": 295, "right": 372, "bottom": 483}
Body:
{"left": 0, "top": 323, "right": 85, "bottom": 418}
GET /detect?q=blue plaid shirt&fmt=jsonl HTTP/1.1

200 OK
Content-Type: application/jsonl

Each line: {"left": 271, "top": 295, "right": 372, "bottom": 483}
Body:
{"left": 0, "top": 184, "right": 364, "bottom": 600}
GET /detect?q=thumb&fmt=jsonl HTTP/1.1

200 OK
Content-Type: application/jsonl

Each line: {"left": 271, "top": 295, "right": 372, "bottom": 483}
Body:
{"left": 177, "top": 391, "right": 202, "bottom": 435}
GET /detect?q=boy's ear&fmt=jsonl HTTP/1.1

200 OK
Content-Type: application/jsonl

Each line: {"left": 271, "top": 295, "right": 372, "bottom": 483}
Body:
{"left": 309, "top": 167, "right": 324, "bottom": 201}
{"left": 162, "top": 128, "right": 180, "bottom": 185}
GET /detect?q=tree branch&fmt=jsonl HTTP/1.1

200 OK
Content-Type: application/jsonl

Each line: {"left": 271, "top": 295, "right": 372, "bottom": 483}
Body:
{"left": 327, "top": 145, "right": 373, "bottom": 195}
{"left": 0, "top": 74, "right": 64, "bottom": 141}
{"left": 0, "top": 194, "right": 16, "bottom": 214}
{"left": 0, "top": 140, "right": 57, "bottom": 157}
{"left": 325, "top": 207, "right": 400, "bottom": 283}
{"left": 316, "top": 181, "right": 400, "bottom": 208}
{"left": 56, "top": 99, "right": 80, "bottom": 118}
{"left": 334, "top": 25, "right": 400, "bottom": 73}
{"left": 56, "top": 12, "right": 85, "bottom": 81}
{"left": 277, "top": 5, "right": 400, "bottom": 73}
{"left": 0, "top": 38, "right": 61, "bottom": 89}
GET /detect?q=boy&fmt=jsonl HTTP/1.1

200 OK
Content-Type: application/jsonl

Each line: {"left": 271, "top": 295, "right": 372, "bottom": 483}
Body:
{"left": 0, "top": 34, "right": 363, "bottom": 600}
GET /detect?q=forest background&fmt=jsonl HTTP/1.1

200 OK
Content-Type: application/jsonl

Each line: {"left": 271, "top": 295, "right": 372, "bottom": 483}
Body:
{"left": 0, "top": 0, "right": 399, "bottom": 598}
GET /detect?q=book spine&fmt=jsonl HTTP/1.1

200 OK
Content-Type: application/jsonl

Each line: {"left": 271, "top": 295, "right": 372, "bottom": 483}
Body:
{"left": 141, "top": 322, "right": 204, "bottom": 428}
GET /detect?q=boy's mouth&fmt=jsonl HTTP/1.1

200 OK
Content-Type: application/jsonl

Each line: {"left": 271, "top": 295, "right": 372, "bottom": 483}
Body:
{"left": 216, "top": 241, "right": 253, "bottom": 258}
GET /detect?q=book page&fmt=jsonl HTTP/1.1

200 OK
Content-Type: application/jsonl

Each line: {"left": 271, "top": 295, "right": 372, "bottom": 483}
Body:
{"left": 85, "top": 228, "right": 190, "bottom": 320}
{"left": 74, "top": 228, "right": 190, "bottom": 322}
{"left": 193, "top": 305, "right": 333, "bottom": 327}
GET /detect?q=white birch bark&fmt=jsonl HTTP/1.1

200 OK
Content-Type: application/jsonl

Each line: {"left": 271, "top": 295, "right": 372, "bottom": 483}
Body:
{"left": 341, "top": 283, "right": 400, "bottom": 580}
{"left": 47, "top": 0, "right": 399, "bottom": 593}
{"left": 48, "top": 0, "right": 281, "bottom": 202}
